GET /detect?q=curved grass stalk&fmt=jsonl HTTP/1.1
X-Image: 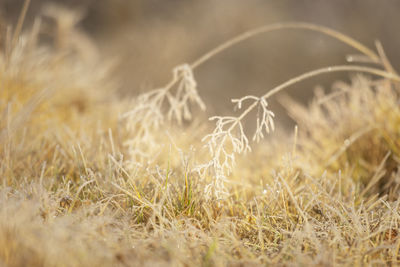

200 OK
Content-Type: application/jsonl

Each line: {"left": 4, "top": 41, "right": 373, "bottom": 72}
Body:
{"left": 262, "top": 65, "right": 400, "bottom": 99}
{"left": 190, "top": 22, "right": 380, "bottom": 70}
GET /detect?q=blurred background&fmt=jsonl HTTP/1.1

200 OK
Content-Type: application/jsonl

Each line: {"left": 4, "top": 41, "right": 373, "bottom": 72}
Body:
{"left": 1, "top": 0, "right": 399, "bottom": 128}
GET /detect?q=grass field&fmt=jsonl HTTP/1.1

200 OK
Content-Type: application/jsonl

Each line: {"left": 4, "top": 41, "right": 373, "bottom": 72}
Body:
{"left": 1, "top": 2, "right": 400, "bottom": 266}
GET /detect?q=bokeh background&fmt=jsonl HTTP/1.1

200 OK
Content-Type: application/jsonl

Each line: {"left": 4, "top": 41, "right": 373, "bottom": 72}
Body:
{"left": 1, "top": 0, "right": 399, "bottom": 127}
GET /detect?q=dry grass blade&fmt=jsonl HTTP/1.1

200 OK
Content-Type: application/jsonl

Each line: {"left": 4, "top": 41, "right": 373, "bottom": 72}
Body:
{"left": 10, "top": 0, "right": 31, "bottom": 56}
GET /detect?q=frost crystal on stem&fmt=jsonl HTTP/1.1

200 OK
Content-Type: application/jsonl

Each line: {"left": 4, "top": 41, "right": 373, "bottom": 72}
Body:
{"left": 167, "top": 64, "right": 206, "bottom": 123}
{"left": 200, "top": 95, "right": 275, "bottom": 199}
{"left": 232, "top": 95, "right": 275, "bottom": 141}
{"left": 254, "top": 97, "right": 275, "bottom": 142}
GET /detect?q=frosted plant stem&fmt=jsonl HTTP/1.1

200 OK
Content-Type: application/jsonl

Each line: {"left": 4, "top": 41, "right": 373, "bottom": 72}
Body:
{"left": 261, "top": 65, "right": 400, "bottom": 100}
{"left": 227, "top": 101, "right": 258, "bottom": 132}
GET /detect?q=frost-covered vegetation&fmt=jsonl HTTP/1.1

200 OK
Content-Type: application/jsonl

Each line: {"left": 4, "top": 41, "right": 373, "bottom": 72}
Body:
{"left": 2, "top": 2, "right": 400, "bottom": 266}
